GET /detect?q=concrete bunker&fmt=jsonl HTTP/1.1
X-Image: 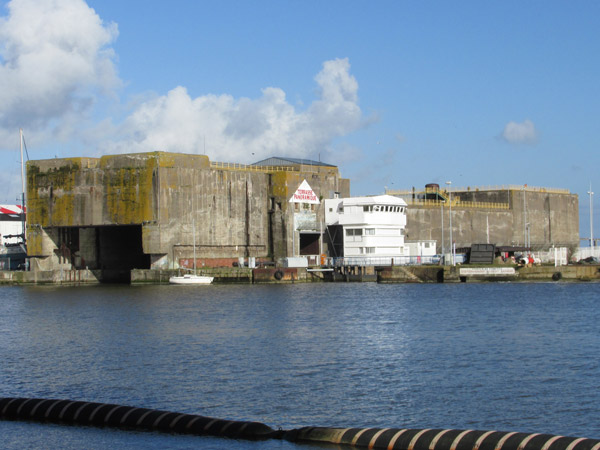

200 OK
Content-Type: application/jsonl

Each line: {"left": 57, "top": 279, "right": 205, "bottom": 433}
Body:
{"left": 52, "top": 225, "right": 150, "bottom": 282}
{"left": 26, "top": 152, "right": 350, "bottom": 280}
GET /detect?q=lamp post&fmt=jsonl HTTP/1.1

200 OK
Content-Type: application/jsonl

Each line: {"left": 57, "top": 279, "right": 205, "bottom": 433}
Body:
{"left": 589, "top": 183, "right": 594, "bottom": 249}
{"left": 523, "top": 185, "right": 527, "bottom": 247}
{"left": 440, "top": 200, "right": 444, "bottom": 264}
{"left": 446, "top": 181, "right": 453, "bottom": 265}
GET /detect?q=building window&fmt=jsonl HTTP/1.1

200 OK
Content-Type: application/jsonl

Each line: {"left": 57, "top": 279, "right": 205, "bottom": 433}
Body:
{"left": 345, "top": 228, "right": 363, "bottom": 242}
{"left": 365, "top": 228, "right": 375, "bottom": 235}
{"left": 365, "top": 247, "right": 375, "bottom": 254}
{"left": 346, "top": 229, "right": 363, "bottom": 236}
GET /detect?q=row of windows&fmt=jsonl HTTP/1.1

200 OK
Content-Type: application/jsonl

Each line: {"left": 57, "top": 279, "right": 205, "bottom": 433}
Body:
{"left": 346, "top": 228, "right": 403, "bottom": 237}
{"left": 347, "top": 247, "right": 405, "bottom": 255}
{"left": 362, "top": 205, "right": 405, "bottom": 213}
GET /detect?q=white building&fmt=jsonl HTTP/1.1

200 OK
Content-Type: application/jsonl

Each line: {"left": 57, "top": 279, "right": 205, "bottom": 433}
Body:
{"left": 405, "top": 240, "right": 438, "bottom": 264}
{"left": 0, "top": 205, "right": 25, "bottom": 245}
{"left": 325, "top": 195, "right": 408, "bottom": 264}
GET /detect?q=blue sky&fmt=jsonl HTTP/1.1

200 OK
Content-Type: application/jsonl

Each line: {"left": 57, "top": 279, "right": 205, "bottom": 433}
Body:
{"left": 1, "top": 0, "right": 598, "bottom": 241}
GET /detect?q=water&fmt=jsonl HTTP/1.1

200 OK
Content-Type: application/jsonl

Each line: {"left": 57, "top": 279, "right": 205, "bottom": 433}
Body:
{"left": 1, "top": 282, "right": 600, "bottom": 448}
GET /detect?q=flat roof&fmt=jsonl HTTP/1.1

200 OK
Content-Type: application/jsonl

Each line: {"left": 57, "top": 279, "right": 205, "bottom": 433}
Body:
{"left": 338, "top": 195, "right": 407, "bottom": 206}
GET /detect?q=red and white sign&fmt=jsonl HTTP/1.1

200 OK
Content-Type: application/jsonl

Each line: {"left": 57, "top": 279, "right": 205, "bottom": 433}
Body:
{"left": 289, "top": 180, "right": 320, "bottom": 204}
{"left": 0, "top": 205, "right": 25, "bottom": 216}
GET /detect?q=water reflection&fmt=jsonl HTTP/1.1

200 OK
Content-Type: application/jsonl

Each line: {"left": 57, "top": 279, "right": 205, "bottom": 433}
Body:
{"left": 1, "top": 282, "right": 600, "bottom": 448}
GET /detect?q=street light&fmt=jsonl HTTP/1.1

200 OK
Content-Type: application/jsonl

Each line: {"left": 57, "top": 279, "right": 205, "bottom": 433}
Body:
{"left": 588, "top": 183, "right": 594, "bottom": 249}
{"left": 440, "top": 199, "right": 444, "bottom": 264}
{"left": 446, "top": 181, "right": 453, "bottom": 265}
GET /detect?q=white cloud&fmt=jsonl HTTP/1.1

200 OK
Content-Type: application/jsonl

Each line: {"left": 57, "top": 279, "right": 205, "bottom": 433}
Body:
{"left": 0, "top": 0, "right": 119, "bottom": 140}
{"left": 98, "top": 57, "right": 366, "bottom": 163}
{"left": 0, "top": 0, "right": 367, "bottom": 165}
{"left": 501, "top": 119, "right": 538, "bottom": 145}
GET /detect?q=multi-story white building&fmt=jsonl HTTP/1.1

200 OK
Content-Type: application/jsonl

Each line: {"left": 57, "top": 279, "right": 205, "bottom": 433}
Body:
{"left": 324, "top": 195, "right": 408, "bottom": 264}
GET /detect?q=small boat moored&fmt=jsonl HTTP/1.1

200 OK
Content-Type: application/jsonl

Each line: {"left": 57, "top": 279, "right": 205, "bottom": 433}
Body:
{"left": 169, "top": 273, "right": 214, "bottom": 285}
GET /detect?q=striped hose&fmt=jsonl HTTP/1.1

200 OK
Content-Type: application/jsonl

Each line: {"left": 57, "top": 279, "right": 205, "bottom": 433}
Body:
{"left": 0, "top": 397, "right": 279, "bottom": 440}
{"left": 287, "top": 426, "right": 600, "bottom": 450}
{"left": 3, "top": 397, "right": 600, "bottom": 449}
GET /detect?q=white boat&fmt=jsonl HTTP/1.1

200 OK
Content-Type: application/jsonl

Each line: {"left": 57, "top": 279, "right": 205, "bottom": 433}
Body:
{"left": 169, "top": 189, "right": 213, "bottom": 285}
{"left": 169, "top": 273, "right": 214, "bottom": 285}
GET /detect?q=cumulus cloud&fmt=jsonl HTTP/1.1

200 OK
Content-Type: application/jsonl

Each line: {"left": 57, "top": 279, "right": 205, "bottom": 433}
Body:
{"left": 98, "top": 57, "right": 365, "bottom": 162}
{"left": 0, "top": 0, "right": 366, "bottom": 165}
{"left": 0, "top": 0, "right": 119, "bottom": 142}
{"left": 501, "top": 119, "right": 538, "bottom": 145}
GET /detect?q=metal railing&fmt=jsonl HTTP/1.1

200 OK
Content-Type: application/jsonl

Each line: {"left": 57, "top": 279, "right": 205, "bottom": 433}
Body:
{"left": 387, "top": 185, "right": 570, "bottom": 195}
{"left": 404, "top": 199, "right": 510, "bottom": 210}
{"left": 210, "top": 161, "right": 298, "bottom": 173}
{"left": 330, "top": 255, "right": 469, "bottom": 266}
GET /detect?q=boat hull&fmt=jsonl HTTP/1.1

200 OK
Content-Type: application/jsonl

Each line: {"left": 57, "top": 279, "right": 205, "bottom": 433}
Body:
{"left": 169, "top": 274, "right": 214, "bottom": 285}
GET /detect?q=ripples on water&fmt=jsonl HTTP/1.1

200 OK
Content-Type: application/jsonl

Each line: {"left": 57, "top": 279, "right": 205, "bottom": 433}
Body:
{"left": 1, "top": 282, "right": 599, "bottom": 448}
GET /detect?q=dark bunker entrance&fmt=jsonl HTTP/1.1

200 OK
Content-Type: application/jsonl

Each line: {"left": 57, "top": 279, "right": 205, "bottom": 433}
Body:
{"left": 299, "top": 232, "right": 320, "bottom": 255}
{"left": 55, "top": 225, "right": 150, "bottom": 283}
{"left": 97, "top": 225, "right": 150, "bottom": 282}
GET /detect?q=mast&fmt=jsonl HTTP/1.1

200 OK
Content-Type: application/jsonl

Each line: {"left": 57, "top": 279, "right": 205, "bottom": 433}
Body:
{"left": 192, "top": 186, "right": 196, "bottom": 275}
{"left": 19, "top": 129, "right": 26, "bottom": 242}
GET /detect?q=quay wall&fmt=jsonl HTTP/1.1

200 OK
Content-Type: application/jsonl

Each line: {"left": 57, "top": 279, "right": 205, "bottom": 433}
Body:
{"left": 378, "top": 264, "right": 599, "bottom": 283}
{"left": 1, "top": 264, "right": 598, "bottom": 285}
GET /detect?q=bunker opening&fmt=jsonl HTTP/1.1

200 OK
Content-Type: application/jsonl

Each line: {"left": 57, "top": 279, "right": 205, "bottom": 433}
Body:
{"left": 299, "top": 232, "right": 320, "bottom": 255}
{"left": 53, "top": 225, "right": 150, "bottom": 283}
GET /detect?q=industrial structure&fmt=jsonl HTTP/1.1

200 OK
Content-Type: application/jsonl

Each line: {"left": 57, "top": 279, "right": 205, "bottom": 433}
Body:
{"left": 21, "top": 151, "right": 582, "bottom": 283}
{"left": 26, "top": 152, "right": 349, "bottom": 281}
{"left": 387, "top": 184, "right": 579, "bottom": 256}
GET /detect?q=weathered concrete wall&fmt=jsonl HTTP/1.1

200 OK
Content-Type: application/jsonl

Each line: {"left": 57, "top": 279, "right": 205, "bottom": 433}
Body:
{"left": 26, "top": 152, "right": 349, "bottom": 272}
{"left": 404, "top": 189, "right": 579, "bottom": 251}
{"left": 268, "top": 170, "right": 349, "bottom": 259}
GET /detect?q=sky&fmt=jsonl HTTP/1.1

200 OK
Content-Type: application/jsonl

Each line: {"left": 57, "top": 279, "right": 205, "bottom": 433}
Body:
{"left": 0, "top": 0, "right": 598, "bottom": 242}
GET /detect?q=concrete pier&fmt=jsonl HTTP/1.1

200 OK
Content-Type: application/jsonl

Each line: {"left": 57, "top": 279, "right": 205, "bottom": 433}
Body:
{"left": 1, "top": 263, "right": 598, "bottom": 285}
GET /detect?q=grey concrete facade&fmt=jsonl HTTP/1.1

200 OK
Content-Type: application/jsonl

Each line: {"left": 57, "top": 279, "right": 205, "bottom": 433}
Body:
{"left": 26, "top": 152, "right": 350, "bottom": 278}
{"left": 394, "top": 186, "right": 579, "bottom": 252}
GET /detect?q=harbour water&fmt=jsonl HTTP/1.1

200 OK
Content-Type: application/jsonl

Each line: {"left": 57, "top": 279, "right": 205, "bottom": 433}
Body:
{"left": 1, "top": 282, "right": 599, "bottom": 449}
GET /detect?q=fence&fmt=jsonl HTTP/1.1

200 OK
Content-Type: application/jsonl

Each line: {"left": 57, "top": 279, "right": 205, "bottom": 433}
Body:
{"left": 331, "top": 255, "right": 467, "bottom": 266}
{"left": 404, "top": 199, "right": 510, "bottom": 210}
{"left": 387, "top": 185, "right": 570, "bottom": 195}
{"left": 572, "top": 246, "right": 600, "bottom": 262}
{"left": 210, "top": 161, "right": 298, "bottom": 173}
{"left": 534, "top": 247, "right": 569, "bottom": 266}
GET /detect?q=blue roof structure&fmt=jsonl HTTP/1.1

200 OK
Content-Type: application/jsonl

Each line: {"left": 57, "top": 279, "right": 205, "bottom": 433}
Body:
{"left": 251, "top": 156, "right": 336, "bottom": 168}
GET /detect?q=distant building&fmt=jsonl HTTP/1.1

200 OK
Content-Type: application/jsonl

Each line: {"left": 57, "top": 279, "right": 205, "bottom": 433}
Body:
{"left": 0, "top": 204, "right": 27, "bottom": 270}
{"left": 324, "top": 195, "right": 409, "bottom": 264}
{"left": 387, "top": 184, "right": 579, "bottom": 253}
{"left": 405, "top": 240, "right": 437, "bottom": 262}
{"left": 0, "top": 205, "right": 25, "bottom": 245}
